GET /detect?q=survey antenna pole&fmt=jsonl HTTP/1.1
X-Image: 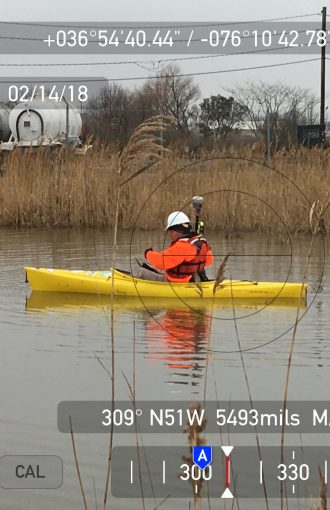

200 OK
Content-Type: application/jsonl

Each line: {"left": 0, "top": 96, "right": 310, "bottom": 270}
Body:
{"left": 192, "top": 195, "right": 203, "bottom": 233}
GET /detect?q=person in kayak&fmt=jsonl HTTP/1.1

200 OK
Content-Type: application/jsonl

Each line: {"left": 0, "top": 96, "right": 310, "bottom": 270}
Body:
{"left": 140, "top": 211, "right": 214, "bottom": 282}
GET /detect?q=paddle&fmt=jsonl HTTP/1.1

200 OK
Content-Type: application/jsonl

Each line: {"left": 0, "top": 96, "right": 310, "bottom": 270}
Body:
{"left": 135, "top": 258, "right": 162, "bottom": 275}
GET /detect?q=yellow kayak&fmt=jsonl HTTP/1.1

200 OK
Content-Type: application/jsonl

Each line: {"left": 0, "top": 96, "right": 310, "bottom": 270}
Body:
{"left": 25, "top": 267, "right": 307, "bottom": 301}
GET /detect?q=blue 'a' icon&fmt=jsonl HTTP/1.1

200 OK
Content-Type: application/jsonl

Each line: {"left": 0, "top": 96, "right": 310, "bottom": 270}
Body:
{"left": 192, "top": 446, "right": 212, "bottom": 470}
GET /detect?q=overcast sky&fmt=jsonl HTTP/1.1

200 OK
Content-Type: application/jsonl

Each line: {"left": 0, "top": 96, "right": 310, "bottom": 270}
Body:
{"left": 1, "top": 0, "right": 329, "bottom": 116}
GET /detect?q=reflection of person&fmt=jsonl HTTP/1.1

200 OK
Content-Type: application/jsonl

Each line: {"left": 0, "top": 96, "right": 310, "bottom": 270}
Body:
{"left": 140, "top": 211, "right": 214, "bottom": 282}
{"left": 146, "top": 307, "right": 211, "bottom": 374}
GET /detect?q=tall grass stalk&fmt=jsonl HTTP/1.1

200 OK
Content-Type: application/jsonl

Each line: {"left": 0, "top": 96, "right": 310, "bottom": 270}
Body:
{"left": 202, "top": 254, "right": 230, "bottom": 403}
{"left": 121, "top": 321, "right": 152, "bottom": 510}
{"left": 229, "top": 277, "right": 269, "bottom": 509}
{"left": 317, "top": 466, "right": 327, "bottom": 510}
{"left": 121, "top": 375, "right": 146, "bottom": 510}
{"left": 100, "top": 307, "right": 115, "bottom": 510}
{"left": 101, "top": 116, "right": 173, "bottom": 510}
{"left": 182, "top": 403, "right": 207, "bottom": 510}
{"left": 69, "top": 416, "right": 89, "bottom": 510}
{"left": 93, "top": 478, "right": 99, "bottom": 510}
{"left": 280, "top": 228, "right": 320, "bottom": 510}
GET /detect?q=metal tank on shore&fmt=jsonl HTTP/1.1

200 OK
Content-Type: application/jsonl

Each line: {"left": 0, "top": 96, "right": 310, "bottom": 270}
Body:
{"left": 7, "top": 98, "right": 82, "bottom": 147}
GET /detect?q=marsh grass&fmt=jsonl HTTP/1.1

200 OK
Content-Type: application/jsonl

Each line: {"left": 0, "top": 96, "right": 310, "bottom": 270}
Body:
{"left": 0, "top": 145, "right": 329, "bottom": 234}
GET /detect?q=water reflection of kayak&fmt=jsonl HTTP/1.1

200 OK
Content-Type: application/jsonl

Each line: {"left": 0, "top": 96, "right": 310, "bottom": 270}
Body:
{"left": 25, "top": 267, "right": 307, "bottom": 302}
{"left": 26, "top": 291, "right": 306, "bottom": 312}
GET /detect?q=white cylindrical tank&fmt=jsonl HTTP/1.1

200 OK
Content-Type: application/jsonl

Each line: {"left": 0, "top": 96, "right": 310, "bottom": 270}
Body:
{"left": 9, "top": 99, "right": 82, "bottom": 144}
{"left": 0, "top": 103, "right": 11, "bottom": 141}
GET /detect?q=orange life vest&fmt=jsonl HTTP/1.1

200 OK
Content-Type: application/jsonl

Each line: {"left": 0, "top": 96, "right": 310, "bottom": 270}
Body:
{"left": 166, "top": 236, "right": 210, "bottom": 281}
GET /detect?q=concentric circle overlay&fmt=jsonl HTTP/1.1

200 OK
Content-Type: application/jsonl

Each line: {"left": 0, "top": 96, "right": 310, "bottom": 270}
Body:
{"left": 127, "top": 156, "right": 325, "bottom": 353}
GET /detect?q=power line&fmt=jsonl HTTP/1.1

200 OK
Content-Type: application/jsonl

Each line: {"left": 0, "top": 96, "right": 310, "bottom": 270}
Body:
{"left": 0, "top": 38, "right": 325, "bottom": 68}
{"left": 108, "top": 57, "right": 321, "bottom": 81}
{"left": 0, "top": 55, "right": 226, "bottom": 66}
{"left": 0, "top": 56, "right": 320, "bottom": 83}
{"left": 0, "top": 13, "right": 320, "bottom": 30}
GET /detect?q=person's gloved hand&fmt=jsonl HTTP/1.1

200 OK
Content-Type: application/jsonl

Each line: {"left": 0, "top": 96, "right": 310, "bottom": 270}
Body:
{"left": 144, "top": 248, "right": 153, "bottom": 258}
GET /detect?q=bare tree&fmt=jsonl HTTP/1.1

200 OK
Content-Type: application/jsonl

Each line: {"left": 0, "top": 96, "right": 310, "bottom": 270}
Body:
{"left": 84, "top": 84, "right": 132, "bottom": 146}
{"left": 229, "top": 81, "right": 318, "bottom": 145}
{"left": 140, "top": 64, "right": 200, "bottom": 131}
{"left": 130, "top": 84, "right": 160, "bottom": 125}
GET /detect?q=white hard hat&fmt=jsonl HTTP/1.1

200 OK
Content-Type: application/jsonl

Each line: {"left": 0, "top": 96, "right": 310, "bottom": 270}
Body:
{"left": 165, "top": 211, "right": 191, "bottom": 230}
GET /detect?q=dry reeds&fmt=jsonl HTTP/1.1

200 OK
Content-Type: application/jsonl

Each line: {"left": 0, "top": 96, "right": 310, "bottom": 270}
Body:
{"left": 0, "top": 144, "right": 329, "bottom": 234}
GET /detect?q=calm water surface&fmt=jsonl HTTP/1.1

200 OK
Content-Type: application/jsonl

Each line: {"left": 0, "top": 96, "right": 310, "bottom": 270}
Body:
{"left": 0, "top": 228, "right": 328, "bottom": 509}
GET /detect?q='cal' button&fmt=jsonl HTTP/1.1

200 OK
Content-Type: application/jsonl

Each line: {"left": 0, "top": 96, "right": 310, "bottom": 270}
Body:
{"left": 0, "top": 456, "right": 63, "bottom": 489}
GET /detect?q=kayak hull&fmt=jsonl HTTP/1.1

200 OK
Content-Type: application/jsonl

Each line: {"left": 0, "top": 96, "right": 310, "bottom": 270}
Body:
{"left": 24, "top": 267, "right": 307, "bottom": 301}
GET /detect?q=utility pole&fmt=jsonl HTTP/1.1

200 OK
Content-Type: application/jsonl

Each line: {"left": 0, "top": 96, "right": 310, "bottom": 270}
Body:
{"left": 320, "top": 6, "right": 327, "bottom": 139}
{"left": 266, "top": 110, "right": 271, "bottom": 160}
